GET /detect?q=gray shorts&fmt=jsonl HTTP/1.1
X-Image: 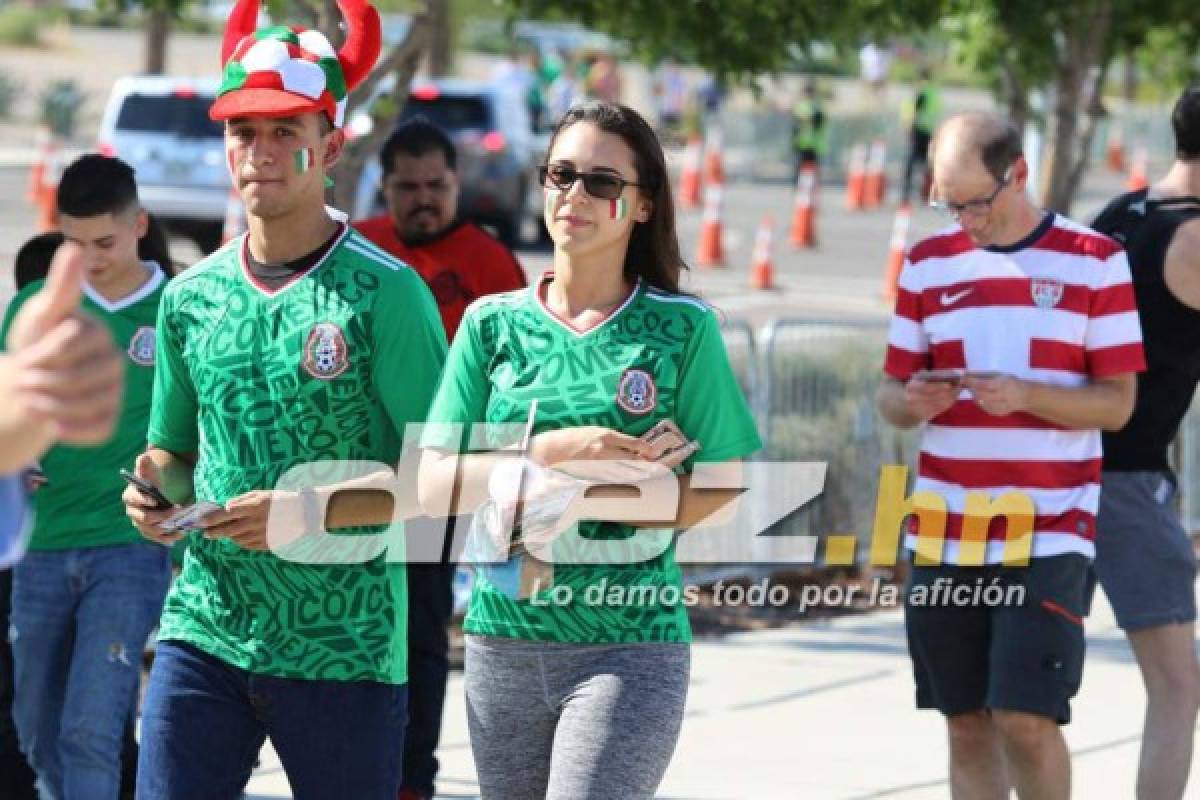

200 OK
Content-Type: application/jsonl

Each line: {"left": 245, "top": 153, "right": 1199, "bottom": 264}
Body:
{"left": 1094, "top": 470, "right": 1198, "bottom": 631}
{"left": 464, "top": 635, "right": 689, "bottom": 800}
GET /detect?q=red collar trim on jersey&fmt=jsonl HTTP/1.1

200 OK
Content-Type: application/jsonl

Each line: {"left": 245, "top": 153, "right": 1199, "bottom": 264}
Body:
{"left": 238, "top": 222, "right": 348, "bottom": 297}
{"left": 533, "top": 272, "right": 640, "bottom": 336}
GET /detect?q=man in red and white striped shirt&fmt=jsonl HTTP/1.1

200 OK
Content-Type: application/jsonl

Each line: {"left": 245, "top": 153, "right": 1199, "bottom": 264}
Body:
{"left": 877, "top": 112, "right": 1144, "bottom": 800}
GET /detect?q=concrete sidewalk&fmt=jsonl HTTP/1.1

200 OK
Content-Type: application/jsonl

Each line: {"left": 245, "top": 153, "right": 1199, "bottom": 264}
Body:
{"left": 242, "top": 587, "right": 1186, "bottom": 799}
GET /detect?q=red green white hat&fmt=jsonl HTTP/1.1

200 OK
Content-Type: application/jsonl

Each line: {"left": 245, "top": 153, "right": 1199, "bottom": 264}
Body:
{"left": 209, "top": 0, "right": 381, "bottom": 128}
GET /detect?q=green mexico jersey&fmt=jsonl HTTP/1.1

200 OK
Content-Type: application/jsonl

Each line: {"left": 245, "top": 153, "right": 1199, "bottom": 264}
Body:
{"left": 149, "top": 226, "right": 446, "bottom": 684}
{"left": 424, "top": 276, "right": 762, "bottom": 644}
{"left": 0, "top": 265, "right": 165, "bottom": 550}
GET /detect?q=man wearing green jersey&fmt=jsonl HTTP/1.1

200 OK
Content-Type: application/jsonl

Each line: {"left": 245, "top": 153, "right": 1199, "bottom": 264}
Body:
{"left": 120, "top": 0, "right": 446, "bottom": 797}
{"left": 1, "top": 154, "right": 173, "bottom": 800}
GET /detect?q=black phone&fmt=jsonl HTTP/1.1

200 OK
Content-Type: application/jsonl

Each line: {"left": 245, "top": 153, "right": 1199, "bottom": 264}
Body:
{"left": 119, "top": 469, "right": 172, "bottom": 511}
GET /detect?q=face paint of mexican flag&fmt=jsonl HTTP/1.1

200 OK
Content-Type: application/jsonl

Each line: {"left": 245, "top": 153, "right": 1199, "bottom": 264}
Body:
{"left": 293, "top": 148, "right": 316, "bottom": 174}
{"left": 544, "top": 188, "right": 560, "bottom": 219}
{"left": 609, "top": 197, "right": 628, "bottom": 220}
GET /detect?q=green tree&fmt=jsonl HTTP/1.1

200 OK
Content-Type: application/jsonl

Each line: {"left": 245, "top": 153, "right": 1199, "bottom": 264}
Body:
{"left": 947, "top": 0, "right": 1199, "bottom": 213}
{"left": 505, "top": 0, "right": 941, "bottom": 80}
{"left": 327, "top": 0, "right": 948, "bottom": 214}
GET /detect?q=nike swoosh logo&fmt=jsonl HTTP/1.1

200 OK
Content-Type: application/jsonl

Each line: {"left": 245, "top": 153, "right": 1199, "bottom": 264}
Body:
{"left": 940, "top": 288, "right": 973, "bottom": 306}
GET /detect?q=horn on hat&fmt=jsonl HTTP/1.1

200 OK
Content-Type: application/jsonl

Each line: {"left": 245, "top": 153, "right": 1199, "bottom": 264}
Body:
{"left": 221, "top": 0, "right": 262, "bottom": 65}
{"left": 334, "top": 0, "right": 382, "bottom": 92}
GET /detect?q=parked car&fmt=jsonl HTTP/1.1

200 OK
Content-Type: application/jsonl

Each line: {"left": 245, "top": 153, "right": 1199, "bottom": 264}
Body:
{"left": 98, "top": 76, "right": 229, "bottom": 254}
{"left": 351, "top": 78, "right": 542, "bottom": 246}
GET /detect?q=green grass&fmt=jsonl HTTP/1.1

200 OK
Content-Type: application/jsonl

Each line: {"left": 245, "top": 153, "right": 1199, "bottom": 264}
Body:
{"left": 0, "top": 5, "right": 44, "bottom": 47}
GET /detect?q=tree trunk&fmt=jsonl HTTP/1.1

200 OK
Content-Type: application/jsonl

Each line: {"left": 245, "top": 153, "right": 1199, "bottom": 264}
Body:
{"left": 144, "top": 7, "right": 170, "bottom": 75}
{"left": 1000, "top": 62, "right": 1030, "bottom": 133}
{"left": 318, "top": 0, "right": 345, "bottom": 48}
{"left": 1038, "top": 3, "right": 1112, "bottom": 213}
{"left": 1062, "top": 56, "right": 1111, "bottom": 209}
{"left": 427, "top": 0, "right": 452, "bottom": 77}
{"left": 1122, "top": 51, "right": 1137, "bottom": 105}
{"left": 328, "top": 8, "right": 432, "bottom": 212}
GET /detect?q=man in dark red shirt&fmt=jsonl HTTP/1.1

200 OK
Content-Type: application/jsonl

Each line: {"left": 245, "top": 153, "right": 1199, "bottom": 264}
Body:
{"left": 354, "top": 117, "right": 526, "bottom": 800}
{"left": 355, "top": 117, "right": 527, "bottom": 342}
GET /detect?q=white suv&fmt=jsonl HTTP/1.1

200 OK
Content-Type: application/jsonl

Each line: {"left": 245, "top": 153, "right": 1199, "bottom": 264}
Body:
{"left": 98, "top": 76, "right": 229, "bottom": 253}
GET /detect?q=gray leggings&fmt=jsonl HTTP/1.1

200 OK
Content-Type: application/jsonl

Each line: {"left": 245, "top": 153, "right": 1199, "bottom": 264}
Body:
{"left": 464, "top": 635, "right": 690, "bottom": 800}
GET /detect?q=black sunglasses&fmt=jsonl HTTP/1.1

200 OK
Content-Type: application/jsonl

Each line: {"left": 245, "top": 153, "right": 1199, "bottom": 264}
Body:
{"left": 539, "top": 164, "right": 641, "bottom": 200}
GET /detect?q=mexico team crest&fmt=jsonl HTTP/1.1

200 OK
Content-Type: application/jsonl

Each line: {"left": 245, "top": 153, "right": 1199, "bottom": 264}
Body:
{"left": 302, "top": 322, "right": 349, "bottom": 380}
{"left": 616, "top": 368, "right": 657, "bottom": 415}
{"left": 1031, "top": 278, "right": 1064, "bottom": 310}
{"left": 127, "top": 326, "right": 156, "bottom": 366}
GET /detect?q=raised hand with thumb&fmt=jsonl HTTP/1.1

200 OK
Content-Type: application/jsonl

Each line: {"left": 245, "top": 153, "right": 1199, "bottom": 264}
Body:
{"left": 7, "top": 243, "right": 125, "bottom": 445}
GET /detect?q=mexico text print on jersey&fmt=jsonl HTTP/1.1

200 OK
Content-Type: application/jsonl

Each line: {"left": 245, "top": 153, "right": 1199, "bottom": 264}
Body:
{"left": 262, "top": 424, "right": 1039, "bottom": 571}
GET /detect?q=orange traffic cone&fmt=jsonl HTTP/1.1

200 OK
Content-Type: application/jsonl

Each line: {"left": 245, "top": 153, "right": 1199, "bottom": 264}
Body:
{"left": 845, "top": 142, "right": 867, "bottom": 211}
{"left": 1126, "top": 145, "right": 1149, "bottom": 191}
{"left": 790, "top": 164, "right": 818, "bottom": 248}
{"left": 221, "top": 185, "right": 246, "bottom": 244}
{"left": 678, "top": 134, "right": 703, "bottom": 209}
{"left": 749, "top": 216, "right": 776, "bottom": 290}
{"left": 863, "top": 139, "right": 888, "bottom": 208}
{"left": 26, "top": 127, "right": 48, "bottom": 206}
{"left": 27, "top": 127, "right": 62, "bottom": 232}
{"left": 882, "top": 202, "right": 912, "bottom": 300}
{"left": 1105, "top": 126, "right": 1125, "bottom": 173}
{"left": 703, "top": 128, "right": 725, "bottom": 187}
{"left": 695, "top": 184, "right": 725, "bottom": 268}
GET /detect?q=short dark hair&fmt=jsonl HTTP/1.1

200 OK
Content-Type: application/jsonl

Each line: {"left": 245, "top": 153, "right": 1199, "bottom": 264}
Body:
{"left": 380, "top": 116, "right": 457, "bottom": 175}
{"left": 56, "top": 154, "right": 138, "bottom": 218}
{"left": 979, "top": 118, "right": 1023, "bottom": 182}
{"left": 14, "top": 231, "right": 63, "bottom": 290}
{"left": 138, "top": 213, "right": 174, "bottom": 275}
{"left": 1172, "top": 86, "right": 1200, "bottom": 161}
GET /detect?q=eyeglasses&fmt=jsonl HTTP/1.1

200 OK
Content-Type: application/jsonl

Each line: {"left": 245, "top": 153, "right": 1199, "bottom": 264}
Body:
{"left": 930, "top": 168, "right": 1012, "bottom": 218}
{"left": 539, "top": 164, "right": 641, "bottom": 200}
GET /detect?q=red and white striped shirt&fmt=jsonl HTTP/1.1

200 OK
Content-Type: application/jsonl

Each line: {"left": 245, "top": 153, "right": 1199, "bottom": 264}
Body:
{"left": 883, "top": 213, "right": 1145, "bottom": 563}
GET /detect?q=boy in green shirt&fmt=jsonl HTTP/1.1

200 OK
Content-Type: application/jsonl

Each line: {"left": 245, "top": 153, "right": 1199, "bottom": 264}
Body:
{"left": 1, "top": 154, "right": 173, "bottom": 799}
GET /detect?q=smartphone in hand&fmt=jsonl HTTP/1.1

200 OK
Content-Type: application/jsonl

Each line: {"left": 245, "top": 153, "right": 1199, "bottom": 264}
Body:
{"left": 914, "top": 368, "right": 965, "bottom": 387}
{"left": 159, "top": 502, "right": 223, "bottom": 533}
{"left": 119, "top": 468, "right": 172, "bottom": 511}
{"left": 641, "top": 420, "right": 702, "bottom": 466}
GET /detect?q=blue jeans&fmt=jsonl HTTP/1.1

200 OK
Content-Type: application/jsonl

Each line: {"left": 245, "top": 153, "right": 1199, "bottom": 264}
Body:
{"left": 136, "top": 641, "right": 408, "bottom": 800}
{"left": 10, "top": 541, "right": 171, "bottom": 800}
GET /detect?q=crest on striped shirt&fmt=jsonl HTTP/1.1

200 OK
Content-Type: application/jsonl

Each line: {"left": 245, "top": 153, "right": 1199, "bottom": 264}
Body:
{"left": 1030, "top": 278, "right": 1064, "bottom": 310}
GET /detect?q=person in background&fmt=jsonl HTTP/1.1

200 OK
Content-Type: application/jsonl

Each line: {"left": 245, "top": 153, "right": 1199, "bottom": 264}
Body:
{"left": 355, "top": 117, "right": 527, "bottom": 341}
{"left": 1088, "top": 85, "right": 1200, "bottom": 800}
{"left": 2, "top": 154, "right": 173, "bottom": 800}
{"left": 353, "top": 116, "right": 526, "bottom": 800}
{"left": 653, "top": 58, "right": 688, "bottom": 139}
{"left": 792, "top": 78, "right": 828, "bottom": 180}
{"left": 902, "top": 67, "right": 942, "bottom": 203}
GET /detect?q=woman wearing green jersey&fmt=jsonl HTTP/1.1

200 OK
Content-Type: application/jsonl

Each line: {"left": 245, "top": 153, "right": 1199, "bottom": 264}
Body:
{"left": 420, "top": 101, "right": 762, "bottom": 799}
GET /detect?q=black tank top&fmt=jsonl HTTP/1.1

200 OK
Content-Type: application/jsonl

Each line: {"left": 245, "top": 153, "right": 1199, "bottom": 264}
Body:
{"left": 1091, "top": 189, "right": 1200, "bottom": 471}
